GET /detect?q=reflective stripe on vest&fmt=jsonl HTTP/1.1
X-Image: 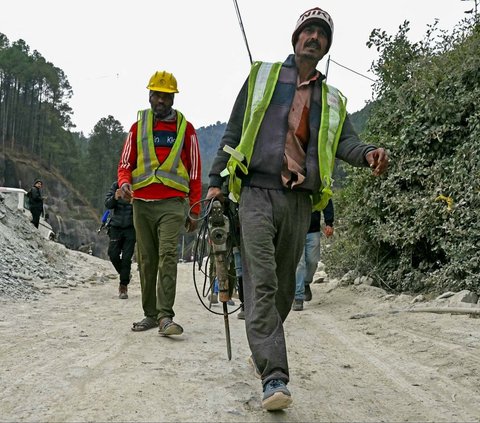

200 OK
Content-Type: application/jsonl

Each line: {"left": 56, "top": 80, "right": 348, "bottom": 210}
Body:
{"left": 222, "top": 61, "right": 283, "bottom": 202}
{"left": 222, "top": 61, "right": 347, "bottom": 210}
{"left": 312, "top": 83, "right": 347, "bottom": 211}
{"left": 131, "top": 109, "right": 190, "bottom": 193}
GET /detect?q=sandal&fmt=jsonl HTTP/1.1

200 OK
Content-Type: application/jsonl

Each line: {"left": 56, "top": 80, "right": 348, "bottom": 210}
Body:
{"left": 131, "top": 317, "right": 157, "bottom": 332}
{"left": 158, "top": 318, "right": 183, "bottom": 336}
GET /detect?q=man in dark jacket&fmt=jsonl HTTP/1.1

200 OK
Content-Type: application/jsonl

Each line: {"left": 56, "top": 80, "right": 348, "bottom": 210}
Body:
{"left": 206, "top": 6, "right": 388, "bottom": 411}
{"left": 29, "top": 179, "right": 45, "bottom": 229}
{"left": 293, "top": 199, "right": 334, "bottom": 311}
{"left": 104, "top": 181, "right": 136, "bottom": 299}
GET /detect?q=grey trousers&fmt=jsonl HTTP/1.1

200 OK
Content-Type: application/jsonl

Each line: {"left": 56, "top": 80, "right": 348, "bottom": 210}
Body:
{"left": 239, "top": 186, "right": 311, "bottom": 386}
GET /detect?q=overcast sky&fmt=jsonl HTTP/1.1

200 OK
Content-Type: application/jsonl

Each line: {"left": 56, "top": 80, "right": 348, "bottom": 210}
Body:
{"left": 0, "top": 0, "right": 471, "bottom": 135}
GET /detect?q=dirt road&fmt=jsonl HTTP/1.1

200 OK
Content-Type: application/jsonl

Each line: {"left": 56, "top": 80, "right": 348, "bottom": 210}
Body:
{"left": 1, "top": 254, "right": 479, "bottom": 422}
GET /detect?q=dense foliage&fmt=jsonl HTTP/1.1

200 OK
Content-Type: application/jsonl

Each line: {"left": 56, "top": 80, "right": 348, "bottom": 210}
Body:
{"left": 0, "top": 33, "right": 84, "bottom": 178}
{"left": 0, "top": 33, "right": 129, "bottom": 214}
{"left": 324, "top": 18, "right": 480, "bottom": 294}
{"left": 83, "top": 116, "right": 126, "bottom": 211}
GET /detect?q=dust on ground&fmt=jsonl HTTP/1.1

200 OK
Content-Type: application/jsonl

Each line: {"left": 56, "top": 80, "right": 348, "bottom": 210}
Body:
{"left": 1, "top": 251, "right": 479, "bottom": 423}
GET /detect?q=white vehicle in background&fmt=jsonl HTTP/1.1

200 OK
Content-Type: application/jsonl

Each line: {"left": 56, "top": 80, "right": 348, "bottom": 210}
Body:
{"left": 0, "top": 186, "right": 56, "bottom": 241}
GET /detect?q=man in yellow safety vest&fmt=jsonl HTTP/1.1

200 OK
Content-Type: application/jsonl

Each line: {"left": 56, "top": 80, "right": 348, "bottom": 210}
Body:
{"left": 207, "top": 6, "right": 388, "bottom": 411}
{"left": 118, "top": 70, "right": 202, "bottom": 336}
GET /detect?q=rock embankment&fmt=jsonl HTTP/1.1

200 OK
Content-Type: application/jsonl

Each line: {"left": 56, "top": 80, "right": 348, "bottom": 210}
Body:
{"left": 0, "top": 192, "right": 112, "bottom": 300}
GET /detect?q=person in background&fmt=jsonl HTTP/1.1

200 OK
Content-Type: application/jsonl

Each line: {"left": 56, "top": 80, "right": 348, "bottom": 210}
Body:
{"left": 118, "top": 70, "right": 202, "bottom": 336}
{"left": 206, "top": 6, "right": 388, "bottom": 411}
{"left": 28, "top": 179, "right": 45, "bottom": 229}
{"left": 104, "top": 181, "right": 136, "bottom": 299}
{"left": 293, "top": 199, "right": 334, "bottom": 311}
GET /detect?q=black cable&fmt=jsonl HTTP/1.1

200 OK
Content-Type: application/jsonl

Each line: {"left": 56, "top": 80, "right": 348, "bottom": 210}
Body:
{"left": 232, "top": 0, "right": 253, "bottom": 65}
{"left": 190, "top": 197, "right": 241, "bottom": 316}
{"left": 329, "top": 58, "right": 376, "bottom": 82}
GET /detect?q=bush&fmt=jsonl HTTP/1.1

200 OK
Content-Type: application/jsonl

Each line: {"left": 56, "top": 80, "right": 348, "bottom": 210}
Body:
{"left": 324, "top": 19, "right": 480, "bottom": 295}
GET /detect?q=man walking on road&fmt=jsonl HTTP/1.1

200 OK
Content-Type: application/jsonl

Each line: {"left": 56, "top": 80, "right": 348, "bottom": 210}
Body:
{"left": 207, "top": 6, "right": 388, "bottom": 411}
{"left": 293, "top": 200, "right": 334, "bottom": 311}
{"left": 104, "top": 181, "right": 135, "bottom": 299}
{"left": 118, "top": 70, "right": 202, "bottom": 336}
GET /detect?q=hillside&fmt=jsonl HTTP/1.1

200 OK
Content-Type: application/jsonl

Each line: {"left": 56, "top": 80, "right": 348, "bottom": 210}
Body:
{"left": 196, "top": 122, "right": 227, "bottom": 182}
{"left": 0, "top": 184, "right": 112, "bottom": 299}
{"left": 0, "top": 149, "right": 108, "bottom": 258}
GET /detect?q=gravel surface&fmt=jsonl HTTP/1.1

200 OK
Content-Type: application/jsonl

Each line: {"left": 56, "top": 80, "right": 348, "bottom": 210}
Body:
{"left": 1, "top": 191, "right": 480, "bottom": 422}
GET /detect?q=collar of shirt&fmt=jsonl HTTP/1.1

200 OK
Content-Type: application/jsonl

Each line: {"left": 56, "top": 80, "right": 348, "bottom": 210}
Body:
{"left": 297, "top": 70, "right": 321, "bottom": 88}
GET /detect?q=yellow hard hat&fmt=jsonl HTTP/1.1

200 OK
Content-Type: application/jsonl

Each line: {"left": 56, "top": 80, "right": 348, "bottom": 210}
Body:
{"left": 146, "top": 71, "right": 179, "bottom": 93}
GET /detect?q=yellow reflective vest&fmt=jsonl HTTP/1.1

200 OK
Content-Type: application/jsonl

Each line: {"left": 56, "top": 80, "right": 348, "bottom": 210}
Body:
{"left": 132, "top": 109, "right": 190, "bottom": 193}
{"left": 223, "top": 61, "right": 347, "bottom": 211}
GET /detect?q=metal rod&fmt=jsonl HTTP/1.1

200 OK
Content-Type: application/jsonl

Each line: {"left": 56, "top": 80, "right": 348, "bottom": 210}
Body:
{"left": 223, "top": 302, "right": 232, "bottom": 360}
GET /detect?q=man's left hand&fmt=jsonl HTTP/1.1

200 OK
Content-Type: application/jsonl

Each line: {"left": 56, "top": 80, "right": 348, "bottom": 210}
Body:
{"left": 323, "top": 225, "right": 334, "bottom": 238}
{"left": 365, "top": 148, "right": 389, "bottom": 176}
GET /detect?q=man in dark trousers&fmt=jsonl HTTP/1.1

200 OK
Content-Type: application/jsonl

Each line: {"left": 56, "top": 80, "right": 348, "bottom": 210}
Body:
{"left": 104, "top": 181, "right": 136, "bottom": 299}
{"left": 207, "top": 6, "right": 388, "bottom": 411}
{"left": 293, "top": 199, "right": 334, "bottom": 311}
{"left": 28, "top": 179, "right": 45, "bottom": 229}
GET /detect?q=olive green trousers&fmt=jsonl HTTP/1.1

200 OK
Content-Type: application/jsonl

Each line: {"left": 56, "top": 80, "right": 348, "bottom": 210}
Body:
{"left": 133, "top": 197, "right": 186, "bottom": 322}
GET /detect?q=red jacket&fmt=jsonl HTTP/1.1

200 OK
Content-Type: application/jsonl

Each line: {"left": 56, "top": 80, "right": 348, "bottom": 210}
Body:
{"left": 118, "top": 113, "right": 202, "bottom": 215}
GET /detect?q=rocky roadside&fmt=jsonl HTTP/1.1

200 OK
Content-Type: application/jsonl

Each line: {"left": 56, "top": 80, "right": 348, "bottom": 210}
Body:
{"left": 0, "top": 192, "right": 113, "bottom": 301}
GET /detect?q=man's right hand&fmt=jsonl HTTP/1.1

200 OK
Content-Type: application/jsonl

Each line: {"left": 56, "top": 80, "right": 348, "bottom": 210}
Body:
{"left": 120, "top": 183, "right": 133, "bottom": 202}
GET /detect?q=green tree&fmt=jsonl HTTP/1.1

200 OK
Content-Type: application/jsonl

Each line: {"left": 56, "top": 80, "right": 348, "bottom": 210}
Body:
{"left": 84, "top": 116, "right": 126, "bottom": 212}
{"left": 324, "top": 18, "right": 480, "bottom": 294}
{"left": 0, "top": 33, "right": 74, "bottom": 162}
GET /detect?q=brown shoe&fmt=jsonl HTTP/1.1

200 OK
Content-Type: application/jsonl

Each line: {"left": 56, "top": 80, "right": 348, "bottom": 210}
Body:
{"left": 119, "top": 284, "right": 128, "bottom": 299}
